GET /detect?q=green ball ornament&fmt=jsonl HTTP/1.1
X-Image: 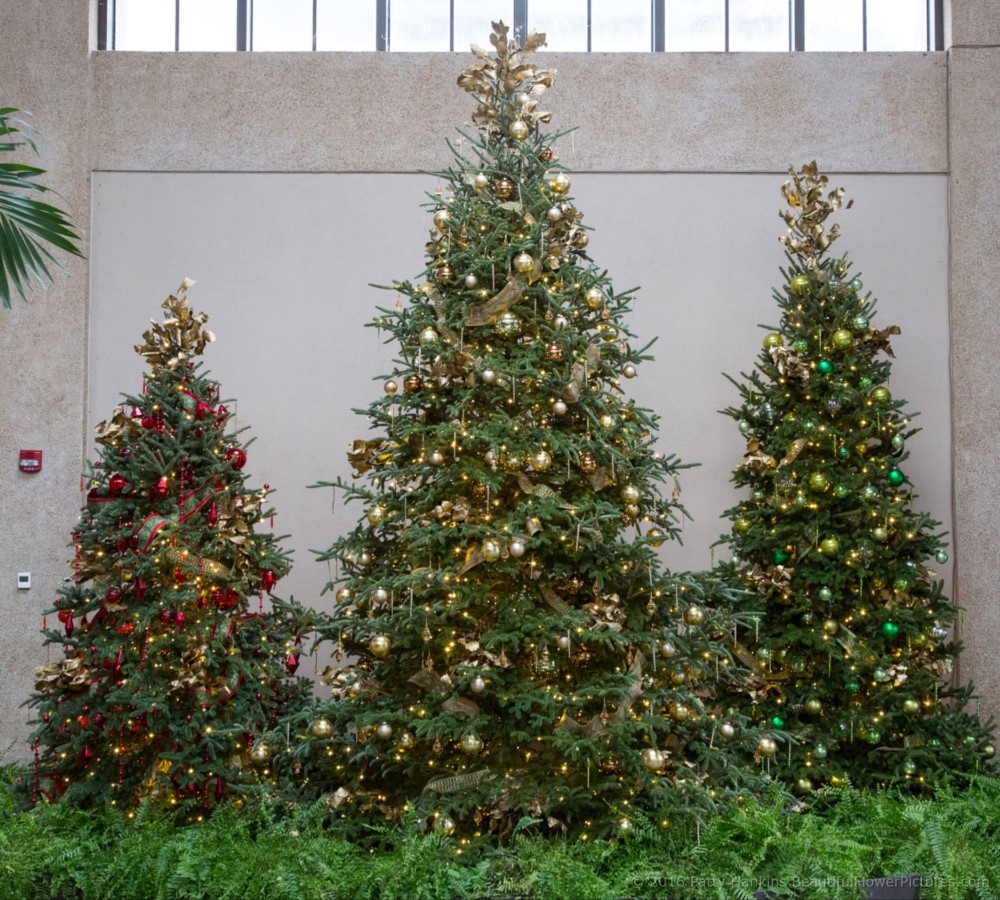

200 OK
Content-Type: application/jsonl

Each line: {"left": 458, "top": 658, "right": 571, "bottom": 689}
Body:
{"left": 794, "top": 777, "right": 814, "bottom": 795}
{"left": 817, "top": 359, "right": 833, "bottom": 375}
{"left": 865, "top": 730, "right": 881, "bottom": 745}
{"left": 850, "top": 277, "right": 863, "bottom": 291}
{"left": 853, "top": 315, "right": 869, "bottom": 330}
{"left": 935, "top": 550, "right": 949, "bottom": 564}
{"left": 751, "top": 489, "right": 765, "bottom": 502}
{"left": 834, "top": 485, "right": 849, "bottom": 499}
{"left": 903, "top": 759, "right": 917, "bottom": 775}
{"left": 804, "top": 698, "right": 823, "bottom": 715}
{"left": 763, "top": 333, "right": 784, "bottom": 350}
{"left": 794, "top": 493, "right": 807, "bottom": 508}
{"left": 859, "top": 376, "right": 873, "bottom": 390}
{"left": 902, "top": 699, "right": 921, "bottom": 715}
{"left": 792, "top": 339, "right": 809, "bottom": 353}
{"left": 891, "top": 434, "right": 905, "bottom": 452}
{"left": 756, "top": 647, "right": 773, "bottom": 662}
{"left": 846, "top": 679, "right": 861, "bottom": 694}
{"left": 818, "top": 587, "right": 833, "bottom": 603}
{"left": 790, "top": 274, "right": 810, "bottom": 295}
{"left": 773, "top": 549, "right": 790, "bottom": 565}
{"left": 984, "top": 744, "right": 997, "bottom": 759}
{"left": 928, "top": 738, "right": 942, "bottom": 748}
{"left": 882, "top": 622, "right": 899, "bottom": 640}
{"left": 814, "top": 743, "right": 828, "bottom": 760}
{"left": 837, "top": 446, "right": 850, "bottom": 459}
{"left": 802, "top": 419, "right": 817, "bottom": 433}
{"left": 886, "top": 468, "right": 905, "bottom": 487}
{"left": 809, "top": 472, "right": 829, "bottom": 492}
{"left": 873, "top": 668, "right": 888, "bottom": 682}
{"left": 892, "top": 578, "right": 910, "bottom": 592}
{"left": 734, "top": 516, "right": 752, "bottom": 534}
{"left": 820, "top": 537, "right": 840, "bottom": 556}
{"left": 872, "top": 527, "right": 888, "bottom": 543}
{"left": 738, "top": 419, "right": 751, "bottom": 434}
{"left": 831, "top": 329, "right": 853, "bottom": 350}
{"left": 822, "top": 618, "right": 839, "bottom": 635}
{"left": 870, "top": 387, "right": 891, "bottom": 404}
{"left": 862, "top": 485, "right": 879, "bottom": 500}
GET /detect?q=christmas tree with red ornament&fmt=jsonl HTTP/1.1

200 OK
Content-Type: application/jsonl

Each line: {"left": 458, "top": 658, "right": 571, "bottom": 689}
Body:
{"left": 24, "top": 281, "right": 310, "bottom": 816}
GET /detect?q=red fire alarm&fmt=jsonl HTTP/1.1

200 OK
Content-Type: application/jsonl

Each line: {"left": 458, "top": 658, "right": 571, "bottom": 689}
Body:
{"left": 19, "top": 450, "right": 42, "bottom": 473}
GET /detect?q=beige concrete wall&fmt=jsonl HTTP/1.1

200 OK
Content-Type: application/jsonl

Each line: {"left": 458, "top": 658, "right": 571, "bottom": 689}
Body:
{"left": 2, "top": 0, "right": 995, "bottom": 756}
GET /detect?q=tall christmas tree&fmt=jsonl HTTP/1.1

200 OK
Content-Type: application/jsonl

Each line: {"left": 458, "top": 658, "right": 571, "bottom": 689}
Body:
{"left": 25, "top": 282, "right": 311, "bottom": 817}
{"left": 273, "top": 24, "right": 771, "bottom": 839}
{"left": 718, "top": 163, "right": 995, "bottom": 793}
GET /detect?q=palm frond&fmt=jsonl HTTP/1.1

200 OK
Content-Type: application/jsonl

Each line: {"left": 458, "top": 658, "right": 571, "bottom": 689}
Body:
{"left": 0, "top": 107, "right": 82, "bottom": 309}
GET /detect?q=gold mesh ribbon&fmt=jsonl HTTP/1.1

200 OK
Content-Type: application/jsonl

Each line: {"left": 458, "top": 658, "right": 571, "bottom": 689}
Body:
{"left": 424, "top": 768, "right": 495, "bottom": 794}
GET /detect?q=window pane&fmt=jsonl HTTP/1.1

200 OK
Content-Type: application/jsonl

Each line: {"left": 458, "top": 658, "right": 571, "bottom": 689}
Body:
{"left": 455, "top": 1, "right": 513, "bottom": 53}
{"left": 391, "top": 3, "right": 450, "bottom": 50}
{"left": 867, "top": 0, "right": 927, "bottom": 51}
{"left": 730, "top": 0, "right": 789, "bottom": 51}
{"left": 253, "top": 0, "right": 312, "bottom": 50}
{"left": 316, "top": 0, "right": 376, "bottom": 50}
{"left": 115, "top": 0, "right": 175, "bottom": 51}
{"left": 592, "top": 0, "right": 651, "bottom": 52}
{"left": 665, "top": 0, "right": 724, "bottom": 51}
{"left": 530, "top": 0, "right": 589, "bottom": 52}
{"left": 178, "top": 0, "right": 235, "bottom": 51}
{"left": 805, "top": 0, "right": 863, "bottom": 50}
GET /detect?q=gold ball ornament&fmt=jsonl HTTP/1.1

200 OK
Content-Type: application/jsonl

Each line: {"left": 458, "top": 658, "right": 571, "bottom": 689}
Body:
{"left": 398, "top": 731, "right": 415, "bottom": 749}
{"left": 250, "top": 742, "right": 272, "bottom": 765}
{"left": 660, "top": 640, "right": 677, "bottom": 657}
{"left": 403, "top": 374, "right": 423, "bottom": 394}
{"left": 794, "top": 777, "right": 815, "bottom": 795}
{"left": 460, "top": 733, "right": 483, "bottom": 755}
{"left": 803, "top": 698, "right": 823, "bottom": 715}
{"left": 671, "top": 702, "right": 691, "bottom": 721}
{"left": 480, "top": 368, "right": 497, "bottom": 385}
{"left": 513, "top": 252, "right": 534, "bottom": 273}
{"left": 600, "top": 324, "right": 619, "bottom": 343}
{"left": 719, "top": 722, "right": 736, "bottom": 740}
{"left": 902, "top": 698, "right": 921, "bottom": 715}
{"left": 481, "top": 540, "right": 502, "bottom": 562}
{"left": 335, "top": 587, "right": 354, "bottom": 605}
{"left": 831, "top": 328, "right": 853, "bottom": 350}
{"left": 428, "top": 449, "right": 445, "bottom": 467}
{"left": 495, "top": 311, "right": 522, "bottom": 338}
{"left": 464, "top": 273, "right": 479, "bottom": 289}
{"left": 432, "top": 208, "right": 450, "bottom": 230}
{"left": 584, "top": 286, "right": 604, "bottom": 309}
{"left": 670, "top": 669, "right": 687, "bottom": 685}
{"left": 509, "top": 120, "right": 529, "bottom": 141}
{"left": 470, "top": 674, "right": 487, "bottom": 694}
{"left": 376, "top": 721, "right": 394, "bottom": 740}
{"left": 544, "top": 341, "right": 565, "bottom": 363}
{"left": 757, "top": 737, "right": 778, "bottom": 757}
{"left": 367, "top": 505, "right": 386, "bottom": 526}
{"left": 419, "top": 327, "right": 439, "bottom": 346}
{"left": 623, "top": 363, "right": 637, "bottom": 379}
{"left": 546, "top": 205, "right": 563, "bottom": 222}
{"left": 553, "top": 313, "right": 569, "bottom": 330}
{"left": 556, "top": 634, "right": 572, "bottom": 651}
{"left": 552, "top": 399, "right": 568, "bottom": 417}
{"left": 762, "top": 333, "right": 784, "bottom": 349}
{"left": 549, "top": 173, "right": 571, "bottom": 195}
{"left": 435, "top": 815, "right": 456, "bottom": 835}
{"left": 579, "top": 451, "right": 598, "bottom": 474}
{"left": 646, "top": 528, "right": 666, "bottom": 547}
{"left": 565, "top": 572, "right": 586, "bottom": 595}
{"left": 684, "top": 605, "right": 705, "bottom": 626}
{"left": 509, "top": 538, "right": 526, "bottom": 558}
{"left": 538, "top": 147, "right": 554, "bottom": 162}
{"left": 436, "top": 262, "right": 454, "bottom": 282}
{"left": 369, "top": 634, "right": 392, "bottom": 658}
{"left": 983, "top": 743, "right": 997, "bottom": 759}
{"left": 384, "top": 380, "right": 398, "bottom": 395}
{"left": 641, "top": 748, "right": 666, "bottom": 772}
{"left": 310, "top": 718, "right": 333, "bottom": 739}
{"left": 473, "top": 172, "right": 489, "bottom": 191}
{"left": 621, "top": 484, "right": 641, "bottom": 505}
{"left": 821, "top": 618, "right": 839, "bottom": 635}
{"left": 370, "top": 587, "right": 389, "bottom": 604}
{"left": 531, "top": 449, "right": 553, "bottom": 472}
{"left": 494, "top": 177, "right": 515, "bottom": 199}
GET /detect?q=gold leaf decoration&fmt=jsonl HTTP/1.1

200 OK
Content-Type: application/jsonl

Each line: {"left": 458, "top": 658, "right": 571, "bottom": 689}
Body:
{"left": 739, "top": 437, "right": 777, "bottom": 474}
{"left": 465, "top": 279, "right": 524, "bottom": 327}
{"left": 778, "top": 162, "right": 853, "bottom": 269}
{"left": 134, "top": 279, "right": 215, "bottom": 371}
{"left": 768, "top": 345, "right": 811, "bottom": 382}
{"left": 863, "top": 324, "right": 901, "bottom": 358}
{"left": 35, "top": 657, "right": 90, "bottom": 692}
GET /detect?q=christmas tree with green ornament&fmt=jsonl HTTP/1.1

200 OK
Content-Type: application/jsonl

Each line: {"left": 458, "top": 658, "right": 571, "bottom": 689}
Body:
{"left": 717, "top": 163, "right": 995, "bottom": 793}
{"left": 24, "top": 282, "right": 311, "bottom": 817}
{"left": 267, "top": 23, "right": 774, "bottom": 841}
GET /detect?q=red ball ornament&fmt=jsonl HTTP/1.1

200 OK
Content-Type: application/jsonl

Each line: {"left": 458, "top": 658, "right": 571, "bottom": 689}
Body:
{"left": 108, "top": 474, "right": 128, "bottom": 495}
{"left": 174, "top": 568, "right": 187, "bottom": 584}
{"left": 104, "top": 586, "right": 122, "bottom": 607}
{"left": 141, "top": 415, "right": 157, "bottom": 430}
{"left": 195, "top": 401, "right": 212, "bottom": 420}
{"left": 56, "top": 609, "right": 72, "bottom": 624}
{"left": 260, "top": 569, "right": 277, "bottom": 594}
{"left": 225, "top": 447, "right": 248, "bottom": 470}
{"left": 159, "top": 609, "right": 175, "bottom": 624}
{"left": 116, "top": 622, "right": 133, "bottom": 635}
